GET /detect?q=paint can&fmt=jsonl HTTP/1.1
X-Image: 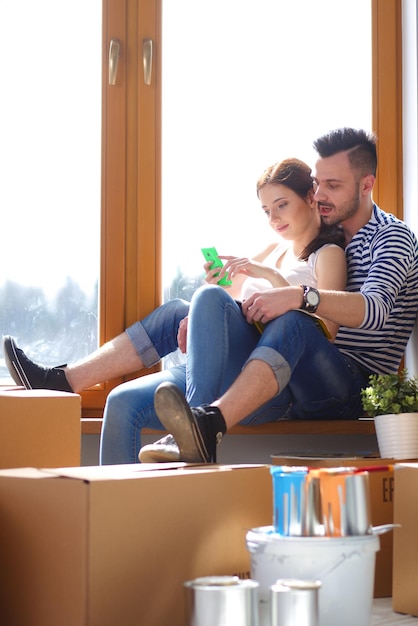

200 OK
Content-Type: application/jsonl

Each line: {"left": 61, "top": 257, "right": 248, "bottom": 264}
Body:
{"left": 270, "top": 578, "right": 321, "bottom": 626}
{"left": 184, "top": 575, "right": 259, "bottom": 626}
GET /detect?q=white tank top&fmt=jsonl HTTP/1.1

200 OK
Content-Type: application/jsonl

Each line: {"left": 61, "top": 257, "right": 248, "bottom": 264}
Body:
{"left": 240, "top": 242, "right": 337, "bottom": 300}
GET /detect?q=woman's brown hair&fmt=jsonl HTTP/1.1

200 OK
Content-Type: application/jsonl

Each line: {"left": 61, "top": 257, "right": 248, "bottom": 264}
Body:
{"left": 257, "top": 158, "right": 345, "bottom": 261}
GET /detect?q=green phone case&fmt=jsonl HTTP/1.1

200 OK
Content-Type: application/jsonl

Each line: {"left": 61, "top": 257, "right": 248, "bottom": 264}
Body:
{"left": 201, "top": 247, "right": 232, "bottom": 286}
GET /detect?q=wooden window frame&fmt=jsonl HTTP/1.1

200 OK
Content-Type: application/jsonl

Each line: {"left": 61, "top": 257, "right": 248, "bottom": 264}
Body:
{"left": 372, "top": 0, "right": 403, "bottom": 216}
{"left": 81, "top": 0, "right": 403, "bottom": 415}
{"left": 82, "top": 0, "right": 162, "bottom": 415}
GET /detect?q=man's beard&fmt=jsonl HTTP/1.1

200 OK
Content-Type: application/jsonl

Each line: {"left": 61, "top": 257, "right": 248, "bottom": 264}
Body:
{"left": 321, "top": 182, "right": 360, "bottom": 226}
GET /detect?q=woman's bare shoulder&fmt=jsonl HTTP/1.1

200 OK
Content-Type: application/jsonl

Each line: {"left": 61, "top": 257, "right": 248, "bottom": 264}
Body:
{"left": 253, "top": 242, "right": 281, "bottom": 263}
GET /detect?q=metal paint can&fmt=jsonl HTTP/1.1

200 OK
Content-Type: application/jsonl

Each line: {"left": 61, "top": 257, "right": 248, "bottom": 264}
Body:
{"left": 270, "top": 466, "right": 308, "bottom": 536}
{"left": 184, "top": 575, "right": 259, "bottom": 626}
{"left": 345, "top": 471, "right": 372, "bottom": 535}
{"left": 270, "top": 578, "right": 321, "bottom": 626}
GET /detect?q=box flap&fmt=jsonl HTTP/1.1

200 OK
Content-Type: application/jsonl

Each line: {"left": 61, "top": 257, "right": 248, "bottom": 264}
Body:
{"left": 0, "top": 388, "right": 80, "bottom": 399}
{"left": 39, "top": 462, "right": 269, "bottom": 482}
{"left": 393, "top": 462, "right": 418, "bottom": 470}
{"left": 0, "top": 467, "right": 48, "bottom": 479}
{"left": 0, "top": 463, "right": 270, "bottom": 483}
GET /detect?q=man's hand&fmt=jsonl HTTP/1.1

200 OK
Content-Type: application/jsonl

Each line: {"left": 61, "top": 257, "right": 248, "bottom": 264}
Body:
{"left": 242, "top": 286, "right": 303, "bottom": 324}
{"left": 177, "top": 316, "right": 189, "bottom": 353}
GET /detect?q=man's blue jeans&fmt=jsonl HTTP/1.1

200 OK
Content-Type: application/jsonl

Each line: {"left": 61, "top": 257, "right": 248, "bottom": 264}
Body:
{"left": 100, "top": 286, "right": 369, "bottom": 464}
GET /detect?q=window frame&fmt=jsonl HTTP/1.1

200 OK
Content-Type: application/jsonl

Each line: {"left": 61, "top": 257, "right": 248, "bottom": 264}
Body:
{"left": 82, "top": 0, "right": 161, "bottom": 414}
{"left": 81, "top": 0, "right": 403, "bottom": 414}
{"left": 372, "top": 0, "right": 403, "bottom": 215}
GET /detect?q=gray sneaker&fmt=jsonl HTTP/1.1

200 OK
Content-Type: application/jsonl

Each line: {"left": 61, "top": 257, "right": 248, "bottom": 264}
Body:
{"left": 3, "top": 335, "right": 73, "bottom": 392}
{"left": 138, "top": 434, "right": 180, "bottom": 463}
{"left": 154, "top": 382, "right": 226, "bottom": 463}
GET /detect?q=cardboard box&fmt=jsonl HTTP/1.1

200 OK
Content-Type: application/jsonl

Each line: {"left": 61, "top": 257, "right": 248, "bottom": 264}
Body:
{"left": 271, "top": 454, "right": 396, "bottom": 597}
{"left": 0, "top": 388, "right": 81, "bottom": 468}
{"left": 392, "top": 463, "right": 418, "bottom": 616}
{"left": 0, "top": 463, "right": 272, "bottom": 626}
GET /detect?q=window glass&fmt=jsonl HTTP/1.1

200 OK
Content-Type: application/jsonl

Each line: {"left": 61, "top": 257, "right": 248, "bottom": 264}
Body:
{"left": 0, "top": 1, "right": 102, "bottom": 382}
{"left": 161, "top": 0, "right": 372, "bottom": 303}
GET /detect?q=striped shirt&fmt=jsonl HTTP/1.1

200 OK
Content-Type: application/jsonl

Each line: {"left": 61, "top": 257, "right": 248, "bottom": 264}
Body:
{"left": 334, "top": 204, "right": 418, "bottom": 374}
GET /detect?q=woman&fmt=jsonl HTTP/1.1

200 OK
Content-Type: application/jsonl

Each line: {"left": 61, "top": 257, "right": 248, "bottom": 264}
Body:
{"left": 3, "top": 158, "right": 347, "bottom": 464}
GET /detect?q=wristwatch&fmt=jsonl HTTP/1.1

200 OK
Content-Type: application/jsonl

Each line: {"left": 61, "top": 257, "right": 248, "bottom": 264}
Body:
{"left": 300, "top": 285, "right": 320, "bottom": 313}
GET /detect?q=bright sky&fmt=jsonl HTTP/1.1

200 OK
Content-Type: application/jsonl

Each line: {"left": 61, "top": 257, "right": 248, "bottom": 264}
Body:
{"left": 0, "top": 0, "right": 371, "bottom": 299}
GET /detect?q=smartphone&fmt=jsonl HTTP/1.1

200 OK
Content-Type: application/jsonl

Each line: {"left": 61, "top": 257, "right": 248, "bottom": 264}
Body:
{"left": 253, "top": 320, "right": 265, "bottom": 334}
{"left": 201, "top": 247, "right": 232, "bottom": 286}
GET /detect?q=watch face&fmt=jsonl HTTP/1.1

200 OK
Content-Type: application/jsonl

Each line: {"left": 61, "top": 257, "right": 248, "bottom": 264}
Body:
{"left": 307, "top": 290, "right": 320, "bottom": 306}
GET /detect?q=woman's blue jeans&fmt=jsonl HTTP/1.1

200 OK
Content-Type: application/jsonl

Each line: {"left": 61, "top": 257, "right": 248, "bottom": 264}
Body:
{"left": 100, "top": 286, "right": 370, "bottom": 464}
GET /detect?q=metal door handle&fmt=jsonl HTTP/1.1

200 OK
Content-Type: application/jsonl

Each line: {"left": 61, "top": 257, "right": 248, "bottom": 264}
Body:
{"left": 109, "top": 39, "right": 120, "bottom": 85}
{"left": 143, "top": 39, "right": 153, "bottom": 85}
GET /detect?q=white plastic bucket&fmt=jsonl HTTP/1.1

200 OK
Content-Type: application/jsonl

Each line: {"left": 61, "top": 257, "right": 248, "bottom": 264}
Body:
{"left": 246, "top": 526, "right": 379, "bottom": 626}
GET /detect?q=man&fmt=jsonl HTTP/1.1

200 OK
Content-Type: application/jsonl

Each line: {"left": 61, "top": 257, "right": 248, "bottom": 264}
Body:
{"left": 152, "top": 127, "right": 418, "bottom": 463}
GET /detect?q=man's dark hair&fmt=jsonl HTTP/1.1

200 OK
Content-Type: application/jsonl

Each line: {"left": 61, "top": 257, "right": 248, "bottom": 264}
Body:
{"left": 313, "top": 127, "right": 377, "bottom": 177}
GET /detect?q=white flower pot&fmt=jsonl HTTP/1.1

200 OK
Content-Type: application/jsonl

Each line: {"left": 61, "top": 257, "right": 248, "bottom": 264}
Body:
{"left": 374, "top": 413, "right": 418, "bottom": 459}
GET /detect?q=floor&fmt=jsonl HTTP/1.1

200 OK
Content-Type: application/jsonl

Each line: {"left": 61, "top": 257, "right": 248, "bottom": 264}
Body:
{"left": 372, "top": 599, "right": 417, "bottom": 624}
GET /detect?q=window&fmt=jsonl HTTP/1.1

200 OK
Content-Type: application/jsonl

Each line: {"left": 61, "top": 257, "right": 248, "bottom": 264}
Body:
{"left": 0, "top": 0, "right": 403, "bottom": 415}
{"left": 161, "top": 0, "right": 374, "bottom": 303}
{"left": 0, "top": 1, "right": 102, "bottom": 380}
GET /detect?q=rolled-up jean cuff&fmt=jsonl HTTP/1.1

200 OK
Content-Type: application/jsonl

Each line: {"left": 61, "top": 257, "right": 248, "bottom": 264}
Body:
{"left": 125, "top": 323, "right": 160, "bottom": 368}
{"left": 244, "top": 346, "right": 291, "bottom": 392}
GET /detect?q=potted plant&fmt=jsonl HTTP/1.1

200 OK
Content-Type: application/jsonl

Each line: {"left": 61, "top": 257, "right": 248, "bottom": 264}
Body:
{"left": 361, "top": 369, "right": 418, "bottom": 459}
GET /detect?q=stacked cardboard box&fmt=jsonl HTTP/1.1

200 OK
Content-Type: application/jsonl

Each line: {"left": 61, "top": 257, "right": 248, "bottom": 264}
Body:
{"left": 0, "top": 388, "right": 81, "bottom": 468}
{"left": 0, "top": 463, "right": 272, "bottom": 626}
{"left": 393, "top": 462, "right": 418, "bottom": 616}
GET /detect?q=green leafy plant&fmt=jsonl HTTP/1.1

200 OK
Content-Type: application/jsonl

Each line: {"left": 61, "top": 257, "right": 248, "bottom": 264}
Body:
{"left": 361, "top": 369, "right": 418, "bottom": 417}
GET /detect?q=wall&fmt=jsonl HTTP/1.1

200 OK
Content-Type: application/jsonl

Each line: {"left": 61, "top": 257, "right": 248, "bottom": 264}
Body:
{"left": 81, "top": 432, "right": 379, "bottom": 466}
{"left": 403, "top": 0, "right": 418, "bottom": 375}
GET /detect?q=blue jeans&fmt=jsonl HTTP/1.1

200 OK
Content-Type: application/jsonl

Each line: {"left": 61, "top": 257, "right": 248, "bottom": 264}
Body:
{"left": 100, "top": 286, "right": 370, "bottom": 464}
{"left": 100, "top": 298, "right": 189, "bottom": 464}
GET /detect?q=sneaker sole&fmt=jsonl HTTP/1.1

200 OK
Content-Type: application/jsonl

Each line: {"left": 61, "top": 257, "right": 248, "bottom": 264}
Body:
{"left": 3, "top": 336, "right": 32, "bottom": 389}
{"left": 154, "top": 383, "right": 208, "bottom": 463}
{"left": 138, "top": 445, "right": 180, "bottom": 463}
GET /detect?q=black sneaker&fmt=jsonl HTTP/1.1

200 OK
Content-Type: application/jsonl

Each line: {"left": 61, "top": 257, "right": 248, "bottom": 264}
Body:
{"left": 138, "top": 434, "right": 180, "bottom": 463}
{"left": 154, "top": 382, "right": 226, "bottom": 463}
{"left": 3, "top": 335, "right": 73, "bottom": 392}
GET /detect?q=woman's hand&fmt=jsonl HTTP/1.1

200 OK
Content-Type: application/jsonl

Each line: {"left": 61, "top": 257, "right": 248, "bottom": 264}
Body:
{"left": 220, "top": 256, "right": 288, "bottom": 288}
{"left": 202, "top": 250, "right": 286, "bottom": 300}
{"left": 203, "top": 261, "right": 229, "bottom": 285}
{"left": 177, "top": 316, "right": 188, "bottom": 353}
{"left": 203, "top": 256, "right": 268, "bottom": 284}
{"left": 204, "top": 256, "right": 271, "bottom": 284}
{"left": 223, "top": 256, "right": 273, "bottom": 279}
